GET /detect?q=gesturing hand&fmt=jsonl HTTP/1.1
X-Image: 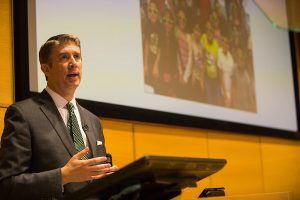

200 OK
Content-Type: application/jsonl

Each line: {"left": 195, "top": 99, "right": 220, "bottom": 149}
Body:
{"left": 61, "top": 147, "right": 112, "bottom": 185}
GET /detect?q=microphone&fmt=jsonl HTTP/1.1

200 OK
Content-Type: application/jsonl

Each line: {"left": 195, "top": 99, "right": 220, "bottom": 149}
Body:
{"left": 106, "top": 153, "right": 113, "bottom": 165}
{"left": 82, "top": 124, "right": 89, "bottom": 132}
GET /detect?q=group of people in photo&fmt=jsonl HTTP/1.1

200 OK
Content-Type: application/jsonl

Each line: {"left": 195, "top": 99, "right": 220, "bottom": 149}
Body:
{"left": 141, "top": 0, "right": 256, "bottom": 112}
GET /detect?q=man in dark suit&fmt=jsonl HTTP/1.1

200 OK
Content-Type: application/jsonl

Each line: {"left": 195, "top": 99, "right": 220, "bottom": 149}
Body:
{"left": 0, "top": 34, "right": 118, "bottom": 199}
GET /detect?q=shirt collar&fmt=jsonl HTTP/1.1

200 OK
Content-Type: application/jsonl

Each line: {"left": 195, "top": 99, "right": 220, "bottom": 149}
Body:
{"left": 45, "top": 86, "right": 76, "bottom": 109}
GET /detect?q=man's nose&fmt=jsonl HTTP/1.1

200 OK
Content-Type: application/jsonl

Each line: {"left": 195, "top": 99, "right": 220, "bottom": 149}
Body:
{"left": 68, "top": 56, "right": 77, "bottom": 68}
{"left": 71, "top": 55, "right": 77, "bottom": 63}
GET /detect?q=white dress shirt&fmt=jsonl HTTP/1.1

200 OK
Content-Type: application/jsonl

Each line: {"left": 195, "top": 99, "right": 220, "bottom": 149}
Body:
{"left": 45, "top": 86, "right": 87, "bottom": 146}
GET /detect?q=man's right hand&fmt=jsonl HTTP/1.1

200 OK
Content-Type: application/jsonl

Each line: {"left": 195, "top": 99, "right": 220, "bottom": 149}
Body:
{"left": 60, "top": 147, "right": 111, "bottom": 185}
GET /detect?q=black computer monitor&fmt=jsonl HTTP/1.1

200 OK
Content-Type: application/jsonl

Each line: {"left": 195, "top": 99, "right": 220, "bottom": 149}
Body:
{"left": 63, "top": 155, "right": 227, "bottom": 200}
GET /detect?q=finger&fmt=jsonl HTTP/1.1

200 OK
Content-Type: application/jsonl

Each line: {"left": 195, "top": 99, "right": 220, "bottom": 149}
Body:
{"left": 105, "top": 172, "right": 114, "bottom": 176}
{"left": 103, "top": 166, "right": 118, "bottom": 175}
{"left": 89, "top": 170, "right": 106, "bottom": 177}
{"left": 91, "top": 173, "right": 107, "bottom": 180}
{"left": 88, "top": 163, "right": 111, "bottom": 172}
{"left": 105, "top": 165, "right": 118, "bottom": 172}
{"left": 74, "top": 147, "right": 89, "bottom": 160}
{"left": 108, "top": 165, "right": 119, "bottom": 173}
{"left": 84, "top": 156, "right": 107, "bottom": 166}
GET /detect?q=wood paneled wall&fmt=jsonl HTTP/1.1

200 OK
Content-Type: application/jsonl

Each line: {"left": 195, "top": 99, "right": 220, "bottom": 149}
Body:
{"left": 103, "top": 119, "right": 300, "bottom": 199}
{"left": 0, "top": 0, "right": 13, "bottom": 139}
{"left": 0, "top": 0, "right": 13, "bottom": 107}
{"left": 1, "top": 0, "right": 300, "bottom": 199}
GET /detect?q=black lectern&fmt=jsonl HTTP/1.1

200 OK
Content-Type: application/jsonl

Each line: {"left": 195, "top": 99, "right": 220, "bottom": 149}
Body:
{"left": 62, "top": 155, "right": 226, "bottom": 200}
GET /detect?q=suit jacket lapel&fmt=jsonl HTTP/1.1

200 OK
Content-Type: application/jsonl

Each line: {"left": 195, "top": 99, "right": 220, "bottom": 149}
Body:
{"left": 37, "top": 90, "right": 77, "bottom": 157}
{"left": 77, "top": 104, "right": 97, "bottom": 158}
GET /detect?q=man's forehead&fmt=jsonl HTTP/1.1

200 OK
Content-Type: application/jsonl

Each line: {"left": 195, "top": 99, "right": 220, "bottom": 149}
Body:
{"left": 55, "top": 43, "right": 81, "bottom": 53}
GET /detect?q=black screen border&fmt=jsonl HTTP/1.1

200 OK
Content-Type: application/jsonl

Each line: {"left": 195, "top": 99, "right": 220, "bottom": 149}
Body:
{"left": 13, "top": 0, "right": 300, "bottom": 139}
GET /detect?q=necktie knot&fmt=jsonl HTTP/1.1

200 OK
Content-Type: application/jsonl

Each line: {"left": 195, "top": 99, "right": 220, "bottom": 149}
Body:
{"left": 67, "top": 102, "right": 75, "bottom": 112}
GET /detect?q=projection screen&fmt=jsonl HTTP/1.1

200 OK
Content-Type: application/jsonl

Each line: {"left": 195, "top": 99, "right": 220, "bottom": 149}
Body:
{"left": 26, "top": 0, "right": 299, "bottom": 136}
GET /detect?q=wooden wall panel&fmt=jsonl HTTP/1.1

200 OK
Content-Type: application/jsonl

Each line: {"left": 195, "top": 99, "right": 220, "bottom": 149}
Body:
{"left": 261, "top": 137, "right": 300, "bottom": 200}
{"left": 207, "top": 131, "right": 264, "bottom": 196}
{"left": 101, "top": 119, "right": 134, "bottom": 168}
{"left": 133, "top": 124, "right": 208, "bottom": 158}
{"left": 0, "top": 0, "right": 14, "bottom": 106}
{"left": 0, "top": 108, "right": 6, "bottom": 138}
{"left": 133, "top": 123, "right": 210, "bottom": 199}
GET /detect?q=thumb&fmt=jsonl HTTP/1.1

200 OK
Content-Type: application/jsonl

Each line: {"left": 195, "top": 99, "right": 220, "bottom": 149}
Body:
{"left": 74, "top": 147, "right": 89, "bottom": 160}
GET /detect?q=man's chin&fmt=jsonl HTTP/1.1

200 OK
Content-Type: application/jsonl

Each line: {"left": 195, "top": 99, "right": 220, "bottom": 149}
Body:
{"left": 66, "top": 82, "right": 80, "bottom": 90}
{"left": 66, "top": 78, "right": 80, "bottom": 84}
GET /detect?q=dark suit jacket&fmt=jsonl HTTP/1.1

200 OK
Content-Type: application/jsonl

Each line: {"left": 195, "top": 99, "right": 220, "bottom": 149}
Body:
{"left": 0, "top": 90, "right": 106, "bottom": 199}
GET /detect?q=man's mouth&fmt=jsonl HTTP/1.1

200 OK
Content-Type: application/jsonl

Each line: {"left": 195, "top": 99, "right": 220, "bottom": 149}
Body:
{"left": 67, "top": 73, "right": 79, "bottom": 78}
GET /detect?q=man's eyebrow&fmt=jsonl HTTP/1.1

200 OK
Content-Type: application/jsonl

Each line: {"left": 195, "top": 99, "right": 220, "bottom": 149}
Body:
{"left": 58, "top": 51, "right": 81, "bottom": 58}
{"left": 58, "top": 52, "right": 68, "bottom": 56}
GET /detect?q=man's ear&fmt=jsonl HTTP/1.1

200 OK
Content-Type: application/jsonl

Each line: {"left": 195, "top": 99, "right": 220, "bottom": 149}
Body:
{"left": 41, "top": 64, "right": 49, "bottom": 75}
{"left": 41, "top": 64, "right": 50, "bottom": 81}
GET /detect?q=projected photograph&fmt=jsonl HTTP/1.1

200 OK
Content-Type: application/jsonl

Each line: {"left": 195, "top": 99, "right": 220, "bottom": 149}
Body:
{"left": 140, "top": 0, "right": 257, "bottom": 112}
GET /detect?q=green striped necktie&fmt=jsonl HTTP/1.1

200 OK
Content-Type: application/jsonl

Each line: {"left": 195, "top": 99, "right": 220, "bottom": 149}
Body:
{"left": 67, "top": 102, "right": 89, "bottom": 160}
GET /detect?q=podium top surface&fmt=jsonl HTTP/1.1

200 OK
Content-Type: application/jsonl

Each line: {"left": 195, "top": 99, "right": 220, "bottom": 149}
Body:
{"left": 124, "top": 155, "right": 226, "bottom": 181}
{"left": 62, "top": 155, "right": 226, "bottom": 200}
